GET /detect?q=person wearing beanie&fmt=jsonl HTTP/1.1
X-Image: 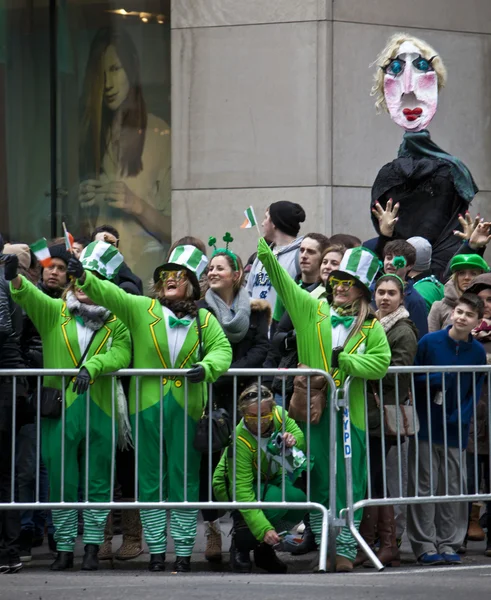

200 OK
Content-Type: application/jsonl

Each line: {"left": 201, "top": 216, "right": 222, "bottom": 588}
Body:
{"left": 407, "top": 237, "right": 444, "bottom": 314}
{"left": 246, "top": 202, "right": 306, "bottom": 316}
{"left": 39, "top": 244, "right": 70, "bottom": 298}
{"left": 64, "top": 245, "right": 232, "bottom": 573}
{"left": 428, "top": 254, "right": 489, "bottom": 332}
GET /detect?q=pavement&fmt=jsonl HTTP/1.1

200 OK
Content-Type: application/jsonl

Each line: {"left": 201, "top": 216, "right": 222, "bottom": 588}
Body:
{"left": 3, "top": 517, "right": 491, "bottom": 600}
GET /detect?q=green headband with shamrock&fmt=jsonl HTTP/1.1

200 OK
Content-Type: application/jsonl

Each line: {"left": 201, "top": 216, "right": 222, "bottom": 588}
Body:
{"left": 208, "top": 232, "right": 239, "bottom": 270}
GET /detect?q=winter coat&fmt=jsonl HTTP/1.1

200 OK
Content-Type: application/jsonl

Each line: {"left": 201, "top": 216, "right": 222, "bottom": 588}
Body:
{"left": 412, "top": 272, "right": 444, "bottom": 314}
{"left": 197, "top": 297, "right": 271, "bottom": 410}
{"left": 367, "top": 317, "right": 419, "bottom": 436}
{"left": 403, "top": 279, "right": 428, "bottom": 340}
{"left": 428, "top": 279, "right": 459, "bottom": 332}
{"left": 213, "top": 405, "right": 304, "bottom": 541}
{"left": 0, "top": 270, "right": 25, "bottom": 371}
{"left": 467, "top": 330, "right": 491, "bottom": 455}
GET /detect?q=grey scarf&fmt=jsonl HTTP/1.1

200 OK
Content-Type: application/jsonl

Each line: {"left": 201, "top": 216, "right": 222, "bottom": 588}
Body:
{"left": 66, "top": 291, "right": 111, "bottom": 331}
{"left": 205, "top": 287, "right": 251, "bottom": 343}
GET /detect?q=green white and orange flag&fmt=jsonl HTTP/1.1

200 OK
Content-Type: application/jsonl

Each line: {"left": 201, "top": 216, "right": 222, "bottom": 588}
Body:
{"left": 30, "top": 238, "right": 52, "bottom": 268}
{"left": 62, "top": 222, "right": 74, "bottom": 253}
{"left": 241, "top": 206, "right": 259, "bottom": 230}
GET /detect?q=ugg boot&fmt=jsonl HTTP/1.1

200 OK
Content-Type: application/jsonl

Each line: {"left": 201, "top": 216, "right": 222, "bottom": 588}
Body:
{"left": 468, "top": 503, "right": 485, "bottom": 542}
{"left": 204, "top": 520, "right": 222, "bottom": 563}
{"left": 354, "top": 506, "right": 378, "bottom": 567}
{"left": 98, "top": 512, "right": 113, "bottom": 560}
{"left": 115, "top": 510, "right": 144, "bottom": 560}
{"left": 365, "top": 505, "right": 400, "bottom": 568}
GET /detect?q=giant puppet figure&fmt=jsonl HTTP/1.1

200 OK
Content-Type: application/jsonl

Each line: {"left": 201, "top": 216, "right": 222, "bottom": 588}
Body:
{"left": 370, "top": 34, "right": 478, "bottom": 280}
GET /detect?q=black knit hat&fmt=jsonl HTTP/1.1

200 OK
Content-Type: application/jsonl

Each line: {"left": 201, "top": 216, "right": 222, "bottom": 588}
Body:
{"left": 269, "top": 201, "right": 306, "bottom": 237}
{"left": 49, "top": 244, "right": 71, "bottom": 266}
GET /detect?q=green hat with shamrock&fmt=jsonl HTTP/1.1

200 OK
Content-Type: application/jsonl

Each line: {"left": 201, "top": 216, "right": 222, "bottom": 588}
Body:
{"left": 450, "top": 253, "right": 489, "bottom": 274}
{"left": 329, "top": 246, "right": 380, "bottom": 302}
{"left": 80, "top": 241, "right": 124, "bottom": 280}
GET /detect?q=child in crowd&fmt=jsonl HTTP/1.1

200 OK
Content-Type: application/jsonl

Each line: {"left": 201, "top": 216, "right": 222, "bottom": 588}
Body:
{"left": 407, "top": 293, "right": 486, "bottom": 566}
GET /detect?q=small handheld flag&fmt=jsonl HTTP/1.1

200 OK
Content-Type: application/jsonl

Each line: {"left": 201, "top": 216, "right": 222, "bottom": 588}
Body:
{"left": 241, "top": 206, "right": 260, "bottom": 234}
{"left": 62, "top": 222, "right": 74, "bottom": 253}
{"left": 30, "top": 238, "right": 52, "bottom": 268}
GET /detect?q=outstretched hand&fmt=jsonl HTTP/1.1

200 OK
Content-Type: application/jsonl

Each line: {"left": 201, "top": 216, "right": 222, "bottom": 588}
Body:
{"left": 453, "top": 211, "right": 481, "bottom": 242}
{"left": 67, "top": 256, "right": 85, "bottom": 282}
{"left": 469, "top": 221, "right": 491, "bottom": 250}
{"left": 371, "top": 198, "right": 399, "bottom": 238}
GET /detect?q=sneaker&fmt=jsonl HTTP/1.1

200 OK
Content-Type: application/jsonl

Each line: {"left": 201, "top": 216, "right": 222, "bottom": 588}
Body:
{"left": 418, "top": 551, "right": 446, "bottom": 566}
{"left": 8, "top": 562, "right": 23, "bottom": 574}
{"left": 442, "top": 552, "right": 462, "bottom": 565}
{"left": 484, "top": 546, "right": 491, "bottom": 558}
{"left": 19, "top": 530, "right": 33, "bottom": 563}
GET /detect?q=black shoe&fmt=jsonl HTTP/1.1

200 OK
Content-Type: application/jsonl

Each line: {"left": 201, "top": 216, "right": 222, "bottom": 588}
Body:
{"left": 81, "top": 544, "right": 99, "bottom": 571}
{"left": 50, "top": 551, "right": 74, "bottom": 571}
{"left": 48, "top": 533, "right": 57, "bottom": 554}
{"left": 32, "top": 535, "right": 44, "bottom": 548}
{"left": 230, "top": 538, "right": 252, "bottom": 573}
{"left": 173, "top": 556, "right": 191, "bottom": 572}
{"left": 19, "top": 530, "right": 33, "bottom": 563}
{"left": 290, "top": 522, "right": 318, "bottom": 555}
{"left": 148, "top": 553, "right": 166, "bottom": 572}
{"left": 254, "top": 543, "right": 288, "bottom": 574}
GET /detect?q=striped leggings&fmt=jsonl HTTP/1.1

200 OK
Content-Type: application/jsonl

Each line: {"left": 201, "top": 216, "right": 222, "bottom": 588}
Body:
{"left": 54, "top": 508, "right": 109, "bottom": 552}
{"left": 140, "top": 508, "right": 198, "bottom": 556}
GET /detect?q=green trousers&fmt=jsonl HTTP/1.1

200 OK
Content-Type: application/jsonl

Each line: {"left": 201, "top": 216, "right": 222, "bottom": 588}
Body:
{"left": 132, "top": 393, "right": 201, "bottom": 556}
{"left": 261, "top": 480, "right": 306, "bottom": 533}
{"left": 307, "top": 406, "right": 366, "bottom": 561}
{"left": 42, "top": 394, "right": 115, "bottom": 552}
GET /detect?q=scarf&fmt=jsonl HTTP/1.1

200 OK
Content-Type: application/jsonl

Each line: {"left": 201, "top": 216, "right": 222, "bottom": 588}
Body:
{"left": 205, "top": 287, "right": 251, "bottom": 344}
{"left": 473, "top": 318, "right": 491, "bottom": 342}
{"left": 398, "top": 130, "right": 478, "bottom": 202}
{"left": 66, "top": 292, "right": 111, "bottom": 331}
{"left": 332, "top": 300, "right": 361, "bottom": 317}
{"left": 376, "top": 305, "right": 410, "bottom": 333}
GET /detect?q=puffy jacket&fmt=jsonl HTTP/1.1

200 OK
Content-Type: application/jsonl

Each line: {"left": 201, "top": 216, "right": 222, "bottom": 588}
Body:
{"left": 428, "top": 278, "right": 459, "bottom": 332}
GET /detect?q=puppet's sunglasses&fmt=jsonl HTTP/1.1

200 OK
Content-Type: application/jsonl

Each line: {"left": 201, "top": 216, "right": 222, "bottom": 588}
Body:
{"left": 244, "top": 413, "right": 273, "bottom": 426}
{"left": 160, "top": 270, "right": 188, "bottom": 284}
{"left": 329, "top": 277, "right": 355, "bottom": 289}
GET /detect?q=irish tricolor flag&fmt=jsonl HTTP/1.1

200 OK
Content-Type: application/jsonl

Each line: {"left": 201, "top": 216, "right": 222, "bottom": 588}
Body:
{"left": 241, "top": 206, "right": 258, "bottom": 229}
{"left": 30, "top": 238, "right": 52, "bottom": 267}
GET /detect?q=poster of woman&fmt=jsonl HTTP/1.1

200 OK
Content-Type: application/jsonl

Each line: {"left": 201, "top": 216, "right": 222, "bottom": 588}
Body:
{"left": 78, "top": 26, "right": 171, "bottom": 289}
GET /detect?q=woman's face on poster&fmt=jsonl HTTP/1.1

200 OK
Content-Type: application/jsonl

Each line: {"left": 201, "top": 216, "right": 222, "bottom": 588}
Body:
{"left": 103, "top": 44, "right": 130, "bottom": 111}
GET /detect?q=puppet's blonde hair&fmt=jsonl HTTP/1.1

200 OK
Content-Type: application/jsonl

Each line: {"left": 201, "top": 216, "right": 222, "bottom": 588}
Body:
{"left": 371, "top": 32, "right": 447, "bottom": 113}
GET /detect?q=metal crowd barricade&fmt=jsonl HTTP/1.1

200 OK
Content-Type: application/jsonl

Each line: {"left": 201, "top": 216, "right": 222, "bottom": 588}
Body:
{"left": 340, "top": 365, "right": 491, "bottom": 571}
{"left": 0, "top": 367, "right": 337, "bottom": 573}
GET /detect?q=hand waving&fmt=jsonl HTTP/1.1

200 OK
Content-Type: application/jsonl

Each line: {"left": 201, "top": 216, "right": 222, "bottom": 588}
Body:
{"left": 453, "top": 211, "right": 481, "bottom": 242}
{"left": 469, "top": 220, "right": 491, "bottom": 250}
{"left": 371, "top": 198, "right": 399, "bottom": 237}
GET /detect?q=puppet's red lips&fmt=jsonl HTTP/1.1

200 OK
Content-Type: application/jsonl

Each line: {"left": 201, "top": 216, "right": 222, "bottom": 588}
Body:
{"left": 403, "top": 107, "right": 423, "bottom": 121}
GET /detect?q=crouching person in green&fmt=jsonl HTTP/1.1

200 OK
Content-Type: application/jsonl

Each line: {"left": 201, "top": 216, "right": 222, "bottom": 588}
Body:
{"left": 213, "top": 384, "right": 308, "bottom": 574}
{"left": 256, "top": 238, "right": 391, "bottom": 572}
{"left": 7, "top": 241, "right": 131, "bottom": 571}
{"left": 67, "top": 245, "right": 232, "bottom": 573}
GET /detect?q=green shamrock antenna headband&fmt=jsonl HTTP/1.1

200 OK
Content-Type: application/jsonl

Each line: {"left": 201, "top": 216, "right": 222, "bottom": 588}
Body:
{"left": 208, "top": 233, "right": 239, "bottom": 270}
{"left": 392, "top": 256, "right": 407, "bottom": 269}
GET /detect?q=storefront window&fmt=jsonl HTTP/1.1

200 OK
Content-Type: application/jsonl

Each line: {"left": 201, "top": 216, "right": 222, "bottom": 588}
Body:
{"left": 0, "top": 1, "right": 171, "bottom": 290}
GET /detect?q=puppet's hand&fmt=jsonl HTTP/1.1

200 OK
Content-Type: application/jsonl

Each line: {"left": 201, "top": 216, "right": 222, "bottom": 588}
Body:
{"left": 453, "top": 211, "right": 480, "bottom": 242}
{"left": 468, "top": 221, "right": 491, "bottom": 250}
{"left": 371, "top": 198, "right": 399, "bottom": 237}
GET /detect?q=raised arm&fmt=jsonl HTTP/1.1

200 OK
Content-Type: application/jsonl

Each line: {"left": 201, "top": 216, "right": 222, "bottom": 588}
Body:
{"left": 256, "top": 238, "right": 318, "bottom": 333}
{"left": 10, "top": 275, "right": 60, "bottom": 336}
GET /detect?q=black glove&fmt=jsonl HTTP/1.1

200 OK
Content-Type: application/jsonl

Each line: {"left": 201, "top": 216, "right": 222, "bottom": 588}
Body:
{"left": 67, "top": 256, "right": 85, "bottom": 280}
{"left": 331, "top": 346, "right": 343, "bottom": 370}
{"left": 2, "top": 254, "right": 19, "bottom": 281}
{"left": 72, "top": 367, "right": 91, "bottom": 395}
{"left": 186, "top": 364, "right": 206, "bottom": 384}
{"left": 284, "top": 330, "right": 297, "bottom": 352}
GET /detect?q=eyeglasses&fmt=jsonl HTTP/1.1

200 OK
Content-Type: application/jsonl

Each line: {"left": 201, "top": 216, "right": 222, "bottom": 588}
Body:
{"left": 160, "top": 270, "right": 188, "bottom": 284}
{"left": 329, "top": 277, "right": 355, "bottom": 289}
{"left": 244, "top": 413, "right": 273, "bottom": 426}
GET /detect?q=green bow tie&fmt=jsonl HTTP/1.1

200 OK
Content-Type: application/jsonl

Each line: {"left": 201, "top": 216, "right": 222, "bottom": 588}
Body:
{"left": 331, "top": 314, "right": 355, "bottom": 329}
{"left": 169, "top": 316, "right": 191, "bottom": 329}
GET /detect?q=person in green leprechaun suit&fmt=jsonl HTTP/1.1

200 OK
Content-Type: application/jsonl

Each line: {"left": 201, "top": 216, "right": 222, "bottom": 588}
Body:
{"left": 256, "top": 237, "right": 391, "bottom": 572}
{"left": 66, "top": 244, "right": 233, "bottom": 573}
{"left": 6, "top": 240, "right": 132, "bottom": 572}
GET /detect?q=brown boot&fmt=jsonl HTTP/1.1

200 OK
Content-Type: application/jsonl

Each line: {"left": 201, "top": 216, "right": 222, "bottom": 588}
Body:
{"left": 468, "top": 503, "right": 485, "bottom": 542}
{"left": 336, "top": 555, "right": 354, "bottom": 572}
{"left": 115, "top": 510, "right": 144, "bottom": 561}
{"left": 365, "top": 505, "right": 400, "bottom": 568}
{"left": 98, "top": 512, "right": 113, "bottom": 561}
{"left": 353, "top": 506, "right": 378, "bottom": 567}
{"left": 204, "top": 520, "right": 222, "bottom": 563}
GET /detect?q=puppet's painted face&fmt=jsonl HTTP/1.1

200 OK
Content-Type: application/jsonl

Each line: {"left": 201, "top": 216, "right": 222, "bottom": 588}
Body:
{"left": 383, "top": 41, "right": 438, "bottom": 131}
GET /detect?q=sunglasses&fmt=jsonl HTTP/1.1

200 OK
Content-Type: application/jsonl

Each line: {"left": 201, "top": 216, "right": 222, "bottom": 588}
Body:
{"left": 241, "top": 390, "right": 273, "bottom": 402}
{"left": 329, "top": 277, "right": 355, "bottom": 289}
{"left": 244, "top": 413, "right": 273, "bottom": 426}
{"left": 160, "top": 270, "right": 188, "bottom": 284}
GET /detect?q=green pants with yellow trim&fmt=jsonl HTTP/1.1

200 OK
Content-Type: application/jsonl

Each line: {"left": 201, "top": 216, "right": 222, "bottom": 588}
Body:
{"left": 42, "top": 394, "right": 115, "bottom": 552}
{"left": 261, "top": 480, "right": 306, "bottom": 532}
{"left": 132, "top": 392, "right": 201, "bottom": 556}
{"left": 307, "top": 407, "right": 367, "bottom": 561}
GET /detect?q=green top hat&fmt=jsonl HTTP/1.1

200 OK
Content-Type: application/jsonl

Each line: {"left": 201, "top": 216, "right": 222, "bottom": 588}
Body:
{"left": 450, "top": 253, "right": 489, "bottom": 274}
{"left": 330, "top": 246, "right": 380, "bottom": 302}
{"left": 80, "top": 241, "right": 124, "bottom": 280}
{"left": 154, "top": 245, "right": 209, "bottom": 300}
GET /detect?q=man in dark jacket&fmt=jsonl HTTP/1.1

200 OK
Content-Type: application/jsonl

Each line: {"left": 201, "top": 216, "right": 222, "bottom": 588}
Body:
{"left": 0, "top": 244, "right": 28, "bottom": 573}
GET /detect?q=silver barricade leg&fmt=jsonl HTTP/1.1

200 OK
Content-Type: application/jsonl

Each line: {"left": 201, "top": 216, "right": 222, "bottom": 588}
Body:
{"left": 232, "top": 376, "right": 238, "bottom": 502}
{"left": 10, "top": 376, "right": 17, "bottom": 503}
{"left": 395, "top": 375, "right": 403, "bottom": 499}
{"left": 35, "top": 376, "right": 41, "bottom": 504}
{"left": 160, "top": 377, "right": 164, "bottom": 503}
{"left": 364, "top": 380, "right": 371, "bottom": 500}
{"left": 380, "top": 379, "right": 387, "bottom": 498}
{"left": 208, "top": 382, "right": 213, "bottom": 502}
{"left": 327, "top": 376, "right": 338, "bottom": 572}
{"left": 457, "top": 372, "right": 463, "bottom": 495}
{"left": 61, "top": 376, "right": 66, "bottom": 503}
{"left": 443, "top": 373, "right": 449, "bottom": 496}
{"left": 85, "top": 384, "right": 90, "bottom": 503}
{"left": 256, "top": 376, "right": 262, "bottom": 504}
{"left": 426, "top": 373, "right": 433, "bottom": 499}
{"left": 134, "top": 377, "right": 139, "bottom": 501}
{"left": 343, "top": 378, "right": 383, "bottom": 571}
{"left": 110, "top": 378, "right": 116, "bottom": 502}
{"left": 184, "top": 376, "right": 188, "bottom": 503}
{"left": 472, "top": 372, "right": 478, "bottom": 496}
